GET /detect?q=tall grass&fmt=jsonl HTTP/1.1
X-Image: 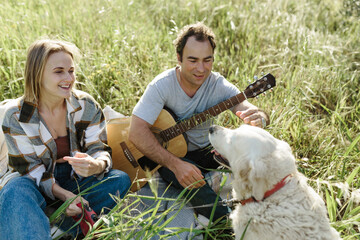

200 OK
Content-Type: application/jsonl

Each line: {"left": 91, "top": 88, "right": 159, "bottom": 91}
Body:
{"left": 1, "top": 0, "right": 359, "bottom": 238}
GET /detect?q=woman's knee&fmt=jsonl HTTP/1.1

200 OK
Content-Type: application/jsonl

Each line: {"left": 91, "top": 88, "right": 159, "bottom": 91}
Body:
{"left": 106, "top": 169, "right": 131, "bottom": 197}
{"left": 1, "top": 177, "right": 39, "bottom": 200}
{"left": 0, "top": 177, "right": 46, "bottom": 210}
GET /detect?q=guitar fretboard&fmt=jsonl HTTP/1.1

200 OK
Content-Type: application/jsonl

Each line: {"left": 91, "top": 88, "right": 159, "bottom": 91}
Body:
{"left": 159, "top": 92, "right": 246, "bottom": 142}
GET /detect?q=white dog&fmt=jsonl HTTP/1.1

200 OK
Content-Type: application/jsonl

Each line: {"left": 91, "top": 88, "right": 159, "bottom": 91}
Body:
{"left": 209, "top": 124, "right": 341, "bottom": 240}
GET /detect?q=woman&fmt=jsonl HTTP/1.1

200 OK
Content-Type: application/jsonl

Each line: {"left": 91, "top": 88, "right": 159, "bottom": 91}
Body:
{"left": 0, "top": 39, "right": 131, "bottom": 239}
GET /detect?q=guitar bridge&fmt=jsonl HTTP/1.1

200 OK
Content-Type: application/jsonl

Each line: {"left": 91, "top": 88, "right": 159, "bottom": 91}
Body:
{"left": 120, "top": 142, "right": 139, "bottom": 168}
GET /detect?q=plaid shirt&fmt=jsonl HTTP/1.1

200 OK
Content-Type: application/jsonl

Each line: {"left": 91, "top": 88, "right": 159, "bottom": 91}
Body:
{"left": 1, "top": 90, "right": 112, "bottom": 199}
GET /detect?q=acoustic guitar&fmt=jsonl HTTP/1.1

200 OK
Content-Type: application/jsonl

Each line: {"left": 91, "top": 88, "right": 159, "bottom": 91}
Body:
{"left": 107, "top": 73, "right": 276, "bottom": 191}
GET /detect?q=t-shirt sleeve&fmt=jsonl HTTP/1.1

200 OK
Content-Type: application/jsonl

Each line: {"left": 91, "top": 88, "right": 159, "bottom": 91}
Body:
{"left": 132, "top": 82, "right": 165, "bottom": 125}
{"left": 216, "top": 75, "right": 241, "bottom": 100}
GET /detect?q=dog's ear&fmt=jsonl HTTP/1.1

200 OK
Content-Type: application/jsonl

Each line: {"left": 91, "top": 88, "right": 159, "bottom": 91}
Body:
{"left": 249, "top": 157, "right": 268, "bottom": 201}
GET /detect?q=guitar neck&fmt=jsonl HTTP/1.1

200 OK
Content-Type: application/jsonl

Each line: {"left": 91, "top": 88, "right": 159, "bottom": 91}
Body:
{"left": 160, "top": 92, "right": 247, "bottom": 142}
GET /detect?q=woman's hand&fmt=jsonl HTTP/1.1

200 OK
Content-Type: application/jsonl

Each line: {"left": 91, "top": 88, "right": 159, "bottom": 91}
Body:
{"left": 63, "top": 152, "right": 106, "bottom": 177}
{"left": 52, "top": 183, "right": 89, "bottom": 216}
{"left": 65, "top": 194, "right": 89, "bottom": 217}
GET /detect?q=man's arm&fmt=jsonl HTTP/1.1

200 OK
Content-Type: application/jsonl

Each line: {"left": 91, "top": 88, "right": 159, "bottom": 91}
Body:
{"left": 129, "top": 115, "right": 205, "bottom": 189}
{"left": 233, "top": 100, "right": 270, "bottom": 128}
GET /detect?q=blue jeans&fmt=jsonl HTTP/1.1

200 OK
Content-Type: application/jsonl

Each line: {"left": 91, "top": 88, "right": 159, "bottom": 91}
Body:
{"left": 157, "top": 147, "right": 230, "bottom": 221}
{"left": 0, "top": 164, "right": 131, "bottom": 240}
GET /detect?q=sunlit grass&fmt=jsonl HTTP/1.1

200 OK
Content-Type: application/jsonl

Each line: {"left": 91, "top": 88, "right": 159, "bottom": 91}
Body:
{"left": 1, "top": 0, "right": 359, "bottom": 238}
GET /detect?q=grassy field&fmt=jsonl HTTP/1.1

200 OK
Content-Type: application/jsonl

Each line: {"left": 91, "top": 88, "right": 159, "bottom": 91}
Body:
{"left": 1, "top": 0, "right": 359, "bottom": 239}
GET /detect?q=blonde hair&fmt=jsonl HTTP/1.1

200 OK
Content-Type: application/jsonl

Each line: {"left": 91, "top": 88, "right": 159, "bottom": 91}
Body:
{"left": 24, "top": 38, "right": 80, "bottom": 102}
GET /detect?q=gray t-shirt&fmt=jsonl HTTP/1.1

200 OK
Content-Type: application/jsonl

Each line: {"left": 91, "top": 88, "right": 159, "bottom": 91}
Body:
{"left": 132, "top": 67, "right": 240, "bottom": 151}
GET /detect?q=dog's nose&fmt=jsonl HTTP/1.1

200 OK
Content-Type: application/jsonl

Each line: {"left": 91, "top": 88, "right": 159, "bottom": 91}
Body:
{"left": 209, "top": 126, "right": 214, "bottom": 134}
{"left": 209, "top": 125, "right": 217, "bottom": 134}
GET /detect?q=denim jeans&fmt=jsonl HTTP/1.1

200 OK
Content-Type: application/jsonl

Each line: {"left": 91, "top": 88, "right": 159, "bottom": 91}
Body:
{"left": 157, "top": 146, "right": 230, "bottom": 221}
{"left": 0, "top": 163, "right": 131, "bottom": 240}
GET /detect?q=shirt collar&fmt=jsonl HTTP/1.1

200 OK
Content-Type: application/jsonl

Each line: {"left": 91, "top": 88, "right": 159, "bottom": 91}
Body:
{"left": 19, "top": 91, "right": 82, "bottom": 123}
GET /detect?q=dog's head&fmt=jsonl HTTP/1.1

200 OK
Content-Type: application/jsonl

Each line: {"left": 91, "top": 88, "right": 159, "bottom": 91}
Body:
{"left": 209, "top": 124, "right": 296, "bottom": 201}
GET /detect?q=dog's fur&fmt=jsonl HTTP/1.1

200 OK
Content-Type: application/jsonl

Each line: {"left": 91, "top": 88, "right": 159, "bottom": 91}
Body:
{"left": 209, "top": 124, "right": 341, "bottom": 240}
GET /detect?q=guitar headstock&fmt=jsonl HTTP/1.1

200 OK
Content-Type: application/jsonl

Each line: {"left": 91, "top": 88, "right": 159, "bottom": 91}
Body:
{"left": 244, "top": 73, "right": 276, "bottom": 99}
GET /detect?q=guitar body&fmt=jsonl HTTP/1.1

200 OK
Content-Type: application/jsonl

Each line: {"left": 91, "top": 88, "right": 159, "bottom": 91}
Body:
{"left": 106, "top": 109, "right": 187, "bottom": 191}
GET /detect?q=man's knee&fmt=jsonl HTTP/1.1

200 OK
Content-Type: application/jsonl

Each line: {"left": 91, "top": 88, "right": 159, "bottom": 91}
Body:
{"left": 158, "top": 167, "right": 183, "bottom": 188}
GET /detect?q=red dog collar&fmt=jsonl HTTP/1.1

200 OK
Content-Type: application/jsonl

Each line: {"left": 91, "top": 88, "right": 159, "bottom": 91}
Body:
{"left": 240, "top": 174, "right": 292, "bottom": 205}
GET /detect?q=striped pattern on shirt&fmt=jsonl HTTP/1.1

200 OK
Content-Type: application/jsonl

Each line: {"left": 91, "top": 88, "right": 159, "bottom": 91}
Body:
{"left": 1, "top": 90, "right": 112, "bottom": 199}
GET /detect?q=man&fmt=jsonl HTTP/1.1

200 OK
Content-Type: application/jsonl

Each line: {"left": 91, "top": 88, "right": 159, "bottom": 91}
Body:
{"left": 129, "top": 22, "right": 270, "bottom": 222}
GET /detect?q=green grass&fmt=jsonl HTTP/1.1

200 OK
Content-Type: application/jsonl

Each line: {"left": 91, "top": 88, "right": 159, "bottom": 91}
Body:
{"left": 1, "top": 0, "right": 359, "bottom": 239}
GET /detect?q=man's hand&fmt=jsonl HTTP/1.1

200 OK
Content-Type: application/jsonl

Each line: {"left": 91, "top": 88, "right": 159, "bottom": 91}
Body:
{"left": 236, "top": 109, "right": 267, "bottom": 128}
{"left": 172, "top": 161, "right": 206, "bottom": 189}
{"left": 63, "top": 152, "right": 106, "bottom": 177}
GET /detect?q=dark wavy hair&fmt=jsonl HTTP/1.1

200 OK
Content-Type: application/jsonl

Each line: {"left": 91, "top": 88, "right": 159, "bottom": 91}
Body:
{"left": 173, "top": 22, "right": 216, "bottom": 62}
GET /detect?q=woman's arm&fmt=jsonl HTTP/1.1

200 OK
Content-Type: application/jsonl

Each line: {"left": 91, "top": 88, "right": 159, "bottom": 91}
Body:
{"left": 52, "top": 183, "right": 88, "bottom": 216}
{"left": 65, "top": 93, "right": 111, "bottom": 178}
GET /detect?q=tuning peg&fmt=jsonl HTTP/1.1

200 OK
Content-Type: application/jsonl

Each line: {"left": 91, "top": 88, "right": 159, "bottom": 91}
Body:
{"left": 261, "top": 71, "right": 264, "bottom": 77}
{"left": 248, "top": 79, "right": 252, "bottom": 84}
{"left": 254, "top": 75, "right": 258, "bottom": 81}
